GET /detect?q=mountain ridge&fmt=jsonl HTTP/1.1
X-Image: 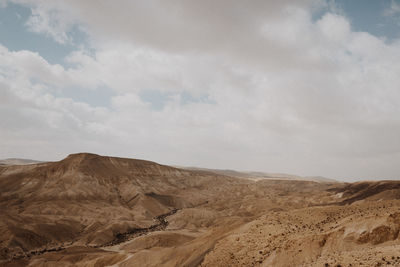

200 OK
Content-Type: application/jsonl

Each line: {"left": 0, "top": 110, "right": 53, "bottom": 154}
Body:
{"left": 180, "top": 166, "right": 338, "bottom": 183}
{"left": 2, "top": 153, "right": 400, "bottom": 266}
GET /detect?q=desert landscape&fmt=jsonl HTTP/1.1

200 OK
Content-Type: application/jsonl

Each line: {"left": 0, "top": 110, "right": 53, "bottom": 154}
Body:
{"left": 2, "top": 0, "right": 400, "bottom": 266}
{"left": 1, "top": 153, "right": 399, "bottom": 267}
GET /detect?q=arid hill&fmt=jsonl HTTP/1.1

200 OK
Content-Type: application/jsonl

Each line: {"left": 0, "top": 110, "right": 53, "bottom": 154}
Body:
{"left": 0, "top": 153, "right": 399, "bottom": 267}
{"left": 180, "top": 166, "right": 337, "bottom": 183}
{"left": 0, "top": 158, "right": 43, "bottom": 166}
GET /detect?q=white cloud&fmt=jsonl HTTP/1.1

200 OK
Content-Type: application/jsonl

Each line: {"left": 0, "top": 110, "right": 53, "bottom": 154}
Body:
{"left": 1, "top": 1, "right": 400, "bottom": 180}
{"left": 17, "top": 0, "right": 79, "bottom": 44}
{"left": 384, "top": 0, "right": 400, "bottom": 17}
{"left": 317, "top": 13, "right": 350, "bottom": 42}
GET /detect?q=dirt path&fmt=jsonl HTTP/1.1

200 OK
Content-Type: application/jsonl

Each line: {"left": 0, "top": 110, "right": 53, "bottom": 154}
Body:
{"left": 106, "top": 251, "right": 135, "bottom": 267}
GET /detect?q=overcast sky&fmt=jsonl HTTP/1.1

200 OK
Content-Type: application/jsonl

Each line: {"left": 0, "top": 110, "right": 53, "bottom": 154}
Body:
{"left": 1, "top": 0, "right": 400, "bottom": 181}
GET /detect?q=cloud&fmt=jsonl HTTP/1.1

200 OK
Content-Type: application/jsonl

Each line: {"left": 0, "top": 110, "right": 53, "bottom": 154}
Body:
{"left": 1, "top": 1, "right": 400, "bottom": 180}
{"left": 384, "top": 0, "right": 400, "bottom": 17}
{"left": 10, "top": 0, "right": 78, "bottom": 44}
{"left": 317, "top": 13, "right": 350, "bottom": 42}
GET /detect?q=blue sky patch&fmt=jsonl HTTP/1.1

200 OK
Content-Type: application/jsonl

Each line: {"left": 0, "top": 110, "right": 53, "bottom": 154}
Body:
{"left": 0, "top": 2, "right": 88, "bottom": 65}
{"left": 54, "top": 85, "right": 116, "bottom": 108}
{"left": 335, "top": 0, "right": 400, "bottom": 40}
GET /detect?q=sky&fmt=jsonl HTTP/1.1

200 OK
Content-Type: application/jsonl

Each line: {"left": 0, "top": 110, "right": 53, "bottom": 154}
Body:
{"left": 1, "top": 0, "right": 400, "bottom": 181}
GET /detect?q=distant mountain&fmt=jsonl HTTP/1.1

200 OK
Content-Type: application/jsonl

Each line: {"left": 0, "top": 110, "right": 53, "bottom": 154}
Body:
{"left": 305, "top": 176, "right": 338, "bottom": 183}
{"left": 180, "top": 167, "right": 338, "bottom": 183}
{"left": 0, "top": 158, "right": 44, "bottom": 165}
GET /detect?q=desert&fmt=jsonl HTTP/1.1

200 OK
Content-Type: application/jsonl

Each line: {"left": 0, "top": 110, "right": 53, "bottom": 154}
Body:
{"left": 2, "top": 1, "right": 400, "bottom": 266}
{"left": 1, "top": 153, "right": 399, "bottom": 266}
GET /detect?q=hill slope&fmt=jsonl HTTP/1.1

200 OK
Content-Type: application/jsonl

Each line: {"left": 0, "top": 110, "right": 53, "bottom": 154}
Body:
{"left": 0, "top": 153, "right": 241, "bottom": 262}
{"left": 1, "top": 153, "right": 400, "bottom": 267}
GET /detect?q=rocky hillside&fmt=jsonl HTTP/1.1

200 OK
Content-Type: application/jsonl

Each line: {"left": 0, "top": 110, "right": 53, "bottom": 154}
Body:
{"left": 1, "top": 153, "right": 399, "bottom": 267}
{"left": 0, "top": 153, "right": 239, "bottom": 262}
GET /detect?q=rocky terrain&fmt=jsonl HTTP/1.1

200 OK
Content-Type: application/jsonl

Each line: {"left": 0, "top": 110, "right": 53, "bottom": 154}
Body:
{"left": 0, "top": 153, "right": 399, "bottom": 266}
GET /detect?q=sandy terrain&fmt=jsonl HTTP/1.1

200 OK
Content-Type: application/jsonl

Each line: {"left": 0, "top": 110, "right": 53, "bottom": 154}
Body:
{"left": 0, "top": 153, "right": 399, "bottom": 266}
{"left": 0, "top": 159, "right": 43, "bottom": 166}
